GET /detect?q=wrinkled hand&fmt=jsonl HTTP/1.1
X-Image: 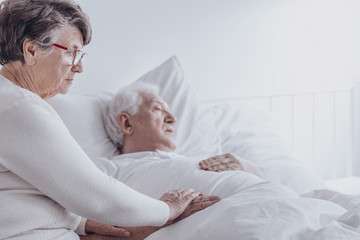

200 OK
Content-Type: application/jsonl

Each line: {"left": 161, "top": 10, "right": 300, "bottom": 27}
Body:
{"left": 84, "top": 219, "right": 130, "bottom": 238}
{"left": 159, "top": 188, "right": 200, "bottom": 223}
{"left": 80, "top": 193, "right": 220, "bottom": 240}
{"left": 174, "top": 194, "right": 220, "bottom": 222}
{"left": 199, "top": 153, "right": 263, "bottom": 178}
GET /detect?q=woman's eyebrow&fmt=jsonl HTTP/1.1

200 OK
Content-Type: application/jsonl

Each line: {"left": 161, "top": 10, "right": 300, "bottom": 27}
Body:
{"left": 67, "top": 42, "right": 83, "bottom": 50}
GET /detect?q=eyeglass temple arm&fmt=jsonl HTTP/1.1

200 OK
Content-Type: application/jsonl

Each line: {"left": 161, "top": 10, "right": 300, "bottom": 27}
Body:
{"left": 52, "top": 43, "right": 68, "bottom": 50}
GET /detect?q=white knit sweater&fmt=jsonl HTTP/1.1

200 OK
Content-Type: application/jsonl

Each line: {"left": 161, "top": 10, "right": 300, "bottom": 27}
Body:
{"left": 0, "top": 75, "right": 169, "bottom": 239}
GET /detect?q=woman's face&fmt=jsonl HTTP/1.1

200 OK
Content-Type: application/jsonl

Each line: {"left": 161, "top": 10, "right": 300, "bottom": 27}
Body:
{"left": 33, "top": 25, "right": 84, "bottom": 99}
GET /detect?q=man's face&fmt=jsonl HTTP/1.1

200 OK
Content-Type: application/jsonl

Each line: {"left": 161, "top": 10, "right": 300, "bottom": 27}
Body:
{"left": 131, "top": 92, "right": 176, "bottom": 152}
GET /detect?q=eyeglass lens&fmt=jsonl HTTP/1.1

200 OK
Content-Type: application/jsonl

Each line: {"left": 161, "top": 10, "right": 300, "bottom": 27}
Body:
{"left": 73, "top": 51, "right": 85, "bottom": 65}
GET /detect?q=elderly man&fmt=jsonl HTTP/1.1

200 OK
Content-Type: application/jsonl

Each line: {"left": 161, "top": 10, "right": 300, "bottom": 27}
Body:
{"left": 81, "top": 84, "right": 225, "bottom": 240}
{"left": 87, "top": 83, "right": 264, "bottom": 240}
{"left": 102, "top": 83, "right": 263, "bottom": 177}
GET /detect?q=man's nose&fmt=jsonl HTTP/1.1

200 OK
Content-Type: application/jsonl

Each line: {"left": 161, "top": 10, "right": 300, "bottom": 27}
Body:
{"left": 165, "top": 112, "right": 176, "bottom": 125}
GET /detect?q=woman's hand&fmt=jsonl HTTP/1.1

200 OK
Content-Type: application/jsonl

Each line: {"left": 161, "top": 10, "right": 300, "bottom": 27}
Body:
{"left": 160, "top": 189, "right": 220, "bottom": 223}
{"left": 199, "top": 153, "right": 263, "bottom": 178}
{"left": 159, "top": 188, "right": 200, "bottom": 223}
{"left": 174, "top": 194, "right": 220, "bottom": 222}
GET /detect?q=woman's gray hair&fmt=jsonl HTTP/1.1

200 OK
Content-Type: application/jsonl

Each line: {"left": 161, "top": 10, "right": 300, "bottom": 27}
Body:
{"left": 103, "top": 83, "right": 160, "bottom": 151}
{"left": 0, "top": 0, "right": 92, "bottom": 65}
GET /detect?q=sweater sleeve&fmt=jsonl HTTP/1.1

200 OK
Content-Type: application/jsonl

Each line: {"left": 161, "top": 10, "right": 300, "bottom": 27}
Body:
{"left": 0, "top": 97, "right": 169, "bottom": 227}
{"left": 75, "top": 217, "right": 87, "bottom": 235}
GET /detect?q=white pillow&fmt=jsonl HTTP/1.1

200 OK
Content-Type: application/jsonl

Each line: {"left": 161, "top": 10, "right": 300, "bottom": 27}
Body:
{"left": 128, "top": 56, "right": 221, "bottom": 157}
{"left": 48, "top": 56, "right": 221, "bottom": 159}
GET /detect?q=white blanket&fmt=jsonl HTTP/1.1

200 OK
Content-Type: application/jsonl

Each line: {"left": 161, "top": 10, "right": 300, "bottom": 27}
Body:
{"left": 93, "top": 151, "right": 360, "bottom": 240}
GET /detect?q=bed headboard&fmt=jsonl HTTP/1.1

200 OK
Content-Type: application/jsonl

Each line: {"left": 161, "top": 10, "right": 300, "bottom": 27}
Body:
{"left": 204, "top": 85, "right": 360, "bottom": 180}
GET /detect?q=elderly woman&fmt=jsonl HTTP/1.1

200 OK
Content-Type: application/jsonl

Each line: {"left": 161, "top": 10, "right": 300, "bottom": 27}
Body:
{"left": 0, "top": 0, "right": 218, "bottom": 239}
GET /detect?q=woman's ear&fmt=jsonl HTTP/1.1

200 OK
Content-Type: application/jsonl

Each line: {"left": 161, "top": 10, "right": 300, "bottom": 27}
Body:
{"left": 117, "top": 113, "right": 134, "bottom": 135}
{"left": 23, "top": 39, "right": 38, "bottom": 65}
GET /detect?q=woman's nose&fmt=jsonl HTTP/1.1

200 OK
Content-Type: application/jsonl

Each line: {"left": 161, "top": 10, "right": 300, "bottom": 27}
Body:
{"left": 71, "top": 60, "right": 84, "bottom": 73}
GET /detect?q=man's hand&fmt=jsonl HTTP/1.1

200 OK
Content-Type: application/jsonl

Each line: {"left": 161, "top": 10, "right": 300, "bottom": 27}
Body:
{"left": 80, "top": 226, "right": 159, "bottom": 240}
{"left": 85, "top": 219, "right": 130, "bottom": 238}
{"left": 80, "top": 235, "right": 123, "bottom": 240}
{"left": 199, "top": 153, "right": 263, "bottom": 178}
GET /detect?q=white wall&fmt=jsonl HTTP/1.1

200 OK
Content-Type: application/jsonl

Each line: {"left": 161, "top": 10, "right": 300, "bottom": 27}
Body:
{"left": 72, "top": 0, "right": 360, "bottom": 101}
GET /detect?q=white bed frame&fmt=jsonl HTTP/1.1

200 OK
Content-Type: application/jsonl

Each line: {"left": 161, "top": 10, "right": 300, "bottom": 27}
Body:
{"left": 204, "top": 85, "right": 360, "bottom": 180}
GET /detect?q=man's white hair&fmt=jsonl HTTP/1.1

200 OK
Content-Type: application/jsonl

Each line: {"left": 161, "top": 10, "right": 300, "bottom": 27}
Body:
{"left": 103, "top": 83, "right": 160, "bottom": 151}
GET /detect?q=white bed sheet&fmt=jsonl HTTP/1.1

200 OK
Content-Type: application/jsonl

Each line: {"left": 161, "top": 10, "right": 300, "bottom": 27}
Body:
{"left": 93, "top": 151, "right": 360, "bottom": 240}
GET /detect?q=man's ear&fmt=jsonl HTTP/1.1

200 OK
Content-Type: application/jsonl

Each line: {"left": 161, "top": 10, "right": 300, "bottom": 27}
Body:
{"left": 23, "top": 39, "right": 38, "bottom": 65}
{"left": 117, "top": 112, "right": 134, "bottom": 135}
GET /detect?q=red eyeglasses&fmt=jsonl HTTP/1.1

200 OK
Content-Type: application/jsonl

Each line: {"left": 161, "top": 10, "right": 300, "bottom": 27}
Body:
{"left": 52, "top": 43, "right": 86, "bottom": 66}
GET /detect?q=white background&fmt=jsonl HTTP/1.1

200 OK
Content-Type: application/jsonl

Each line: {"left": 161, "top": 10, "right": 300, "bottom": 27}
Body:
{"left": 71, "top": 0, "right": 360, "bottom": 101}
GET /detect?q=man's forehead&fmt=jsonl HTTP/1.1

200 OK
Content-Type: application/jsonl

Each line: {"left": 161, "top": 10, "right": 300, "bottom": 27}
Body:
{"left": 150, "top": 97, "right": 170, "bottom": 109}
{"left": 142, "top": 93, "right": 169, "bottom": 108}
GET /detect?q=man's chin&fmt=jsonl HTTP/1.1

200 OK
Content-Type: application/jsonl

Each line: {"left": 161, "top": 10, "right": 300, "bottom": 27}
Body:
{"left": 170, "top": 141, "right": 176, "bottom": 151}
{"left": 160, "top": 143, "right": 176, "bottom": 152}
